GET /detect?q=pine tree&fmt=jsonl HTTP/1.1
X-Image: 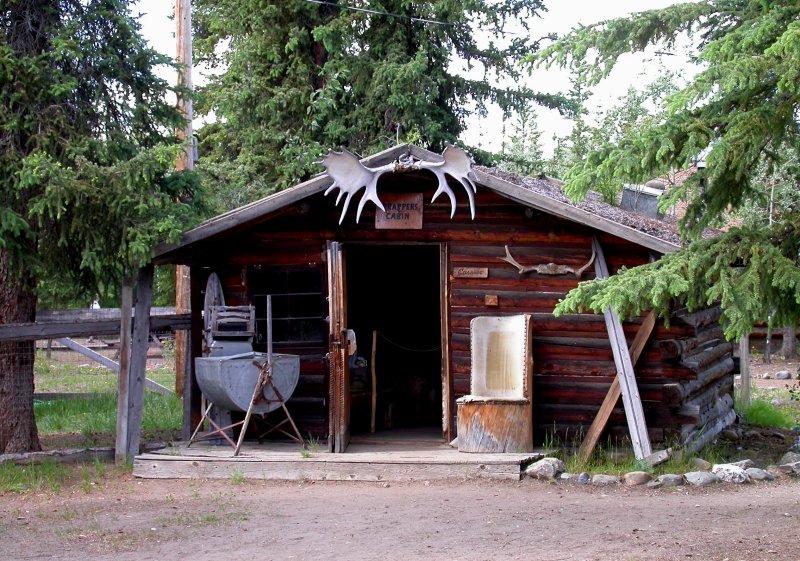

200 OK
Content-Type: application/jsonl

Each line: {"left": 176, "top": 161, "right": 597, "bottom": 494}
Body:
{"left": 193, "top": 0, "right": 566, "bottom": 209}
{"left": 498, "top": 107, "right": 546, "bottom": 176}
{"left": 0, "top": 1, "right": 204, "bottom": 452}
{"left": 530, "top": 0, "right": 800, "bottom": 339}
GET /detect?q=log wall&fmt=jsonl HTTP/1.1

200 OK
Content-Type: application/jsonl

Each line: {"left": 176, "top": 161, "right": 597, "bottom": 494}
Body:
{"left": 176, "top": 175, "right": 735, "bottom": 447}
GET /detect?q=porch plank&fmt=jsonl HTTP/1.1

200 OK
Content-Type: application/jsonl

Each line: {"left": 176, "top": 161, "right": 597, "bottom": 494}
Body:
{"left": 133, "top": 443, "right": 542, "bottom": 482}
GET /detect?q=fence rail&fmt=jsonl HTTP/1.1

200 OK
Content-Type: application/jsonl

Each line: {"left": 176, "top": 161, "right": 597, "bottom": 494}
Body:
{"left": 0, "top": 307, "right": 190, "bottom": 342}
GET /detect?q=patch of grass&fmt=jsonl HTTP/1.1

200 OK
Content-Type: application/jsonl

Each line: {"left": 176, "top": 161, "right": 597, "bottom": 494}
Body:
{"left": 228, "top": 469, "right": 246, "bottom": 484}
{"left": 0, "top": 461, "right": 70, "bottom": 493}
{"left": 738, "top": 398, "right": 794, "bottom": 429}
{"left": 34, "top": 392, "right": 182, "bottom": 444}
{"left": 34, "top": 352, "right": 176, "bottom": 394}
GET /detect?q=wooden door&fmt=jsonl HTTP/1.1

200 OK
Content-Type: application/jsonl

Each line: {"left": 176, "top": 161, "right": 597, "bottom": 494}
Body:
{"left": 327, "top": 241, "right": 350, "bottom": 452}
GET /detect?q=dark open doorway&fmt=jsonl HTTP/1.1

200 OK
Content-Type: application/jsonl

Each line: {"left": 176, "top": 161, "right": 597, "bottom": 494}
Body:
{"left": 345, "top": 244, "right": 443, "bottom": 438}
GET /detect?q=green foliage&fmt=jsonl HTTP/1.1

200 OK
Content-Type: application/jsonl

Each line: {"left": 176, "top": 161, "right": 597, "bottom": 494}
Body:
{"left": 193, "top": 0, "right": 568, "bottom": 209}
{"left": 738, "top": 399, "right": 794, "bottom": 429}
{"left": 34, "top": 393, "right": 181, "bottom": 439}
{"left": 497, "top": 106, "right": 546, "bottom": 176}
{"left": 556, "top": 225, "right": 800, "bottom": 340}
{"left": 530, "top": 1, "right": 800, "bottom": 334}
{"left": 0, "top": 460, "right": 71, "bottom": 494}
{"left": 1, "top": 1, "right": 207, "bottom": 300}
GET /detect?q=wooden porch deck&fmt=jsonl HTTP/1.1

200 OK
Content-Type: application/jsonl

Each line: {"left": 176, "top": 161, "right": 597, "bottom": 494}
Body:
{"left": 133, "top": 433, "right": 544, "bottom": 482}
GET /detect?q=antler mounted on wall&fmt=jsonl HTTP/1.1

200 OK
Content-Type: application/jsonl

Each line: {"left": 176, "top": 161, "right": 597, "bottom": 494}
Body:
{"left": 499, "top": 244, "right": 596, "bottom": 278}
{"left": 322, "top": 144, "right": 477, "bottom": 224}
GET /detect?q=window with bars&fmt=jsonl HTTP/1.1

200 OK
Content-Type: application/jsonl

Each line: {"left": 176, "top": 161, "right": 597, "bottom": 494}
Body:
{"left": 251, "top": 267, "right": 325, "bottom": 345}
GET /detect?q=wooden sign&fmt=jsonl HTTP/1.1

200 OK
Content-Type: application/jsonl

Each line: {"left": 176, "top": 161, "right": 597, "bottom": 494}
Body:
{"left": 375, "top": 193, "right": 423, "bottom": 230}
{"left": 452, "top": 267, "right": 489, "bottom": 279}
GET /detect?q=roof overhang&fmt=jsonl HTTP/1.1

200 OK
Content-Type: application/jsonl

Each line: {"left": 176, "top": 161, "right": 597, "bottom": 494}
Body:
{"left": 155, "top": 143, "right": 679, "bottom": 263}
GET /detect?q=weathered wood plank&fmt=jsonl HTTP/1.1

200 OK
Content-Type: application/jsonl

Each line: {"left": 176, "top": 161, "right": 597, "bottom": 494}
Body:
{"left": 125, "top": 265, "right": 154, "bottom": 461}
{"left": 0, "top": 310, "right": 190, "bottom": 342}
{"left": 593, "top": 236, "right": 652, "bottom": 459}
{"left": 115, "top": 278, "right": 134, "bottom": 465}
{"left": 577, "top": 311, "right": 656, "bottom": 463}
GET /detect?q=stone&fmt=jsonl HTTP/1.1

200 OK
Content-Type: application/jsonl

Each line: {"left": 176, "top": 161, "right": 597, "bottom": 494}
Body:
{"left": 769, "top": 431, "right": 787, "bottom": 441}
{"left": 690, "top": 458, "right": 712, "bottom": 471}
{"left": 783, "top": 461, "right": 800, "bottom": 473}
{"left": 576, "top": 472, "right": 590, "bottom": 485}
{"left": 524, "top": 457, "right": 566, "bottom": 480}
{"left": 591, "top": 474, "right": 621, "bottom": 486}
{"left": 763, "top": 373, "right": 773, "bottom": 379}
{"left": 745, "top": 468, "right": 774, "bottom": 481}
{"left": 623, "top": 471, "right": 653, "bottom": 486}
{"left": 744, "top": 430, "right": 763, "bottom": 439}
{"left": 720, "top": 429, "right": 740, "bottom": 442}
{"left": 771, "top": 398, "right": 784, "bottom": 408}
{"left": 655, "top": 474, "right": 684, "bottom": 487}
{"left": 775, "top": 370, "right": 792, "bottom": 380}
{"left": 769, "top": 465, "right": 793, "bottom": 476}
{"left": 712, "top": 463, "right": 752, "bottom": 484}
{"left": 684, "top": 471, "right": 719, "bottom": 486}
{"left": 559, "top": 472, "right": 573, "bottom": 481}
{"left": 780, "top": 451, "right": 800, "bottom": 465}
{"left": 730, "top": 459, "right": 755, "bottom": 469}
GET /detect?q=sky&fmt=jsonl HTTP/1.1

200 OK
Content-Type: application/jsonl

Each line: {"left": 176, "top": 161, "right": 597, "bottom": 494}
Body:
{"left": 134, "top": 0, "right": 692, "bottom": 156}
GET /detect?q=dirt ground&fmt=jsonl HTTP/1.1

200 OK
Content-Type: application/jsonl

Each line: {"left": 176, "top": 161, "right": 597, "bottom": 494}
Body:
{"left": 2, "top": 475, "right": 799, "bottom": 561}
{"left": 3, "top": 357, "right": 799, "bottom": 561}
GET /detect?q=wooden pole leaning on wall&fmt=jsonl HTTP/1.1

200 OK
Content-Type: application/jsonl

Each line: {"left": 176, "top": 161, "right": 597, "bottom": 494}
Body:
{"left": 577, "top": 311, "right": 656, "bottom": 464}
{"left": 592, "top": 235, "right": 653, "bottom": 460}
{"left": 115, "top": 276, "right": 134, "bottom": 465}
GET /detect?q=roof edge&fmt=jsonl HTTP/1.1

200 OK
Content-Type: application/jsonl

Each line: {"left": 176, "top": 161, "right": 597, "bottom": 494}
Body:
{"left": 473, "top": 170, "right": 680, "bottom": 255}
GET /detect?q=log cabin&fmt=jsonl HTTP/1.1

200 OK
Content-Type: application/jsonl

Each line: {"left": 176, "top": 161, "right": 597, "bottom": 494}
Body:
{"left": 153, "top": 143, "right": 736, "bottom": 454}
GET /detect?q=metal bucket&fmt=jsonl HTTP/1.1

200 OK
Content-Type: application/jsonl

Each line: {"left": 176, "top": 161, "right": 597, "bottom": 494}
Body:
{"left": 195, "top": 352, "right": 300, "bottom": 414}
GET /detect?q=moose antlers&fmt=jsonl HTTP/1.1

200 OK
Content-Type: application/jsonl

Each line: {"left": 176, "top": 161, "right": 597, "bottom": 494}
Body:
{"left": 499, "top": 244, "right": 596, "bottom": 278}
{"left": 322, "top": 145, "right": 477, "bottom": 224}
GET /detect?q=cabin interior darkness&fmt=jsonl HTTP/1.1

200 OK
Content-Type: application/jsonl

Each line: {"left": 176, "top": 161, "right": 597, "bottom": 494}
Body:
{"left": 345, "top": 244, "right": 442, "bottom": 435}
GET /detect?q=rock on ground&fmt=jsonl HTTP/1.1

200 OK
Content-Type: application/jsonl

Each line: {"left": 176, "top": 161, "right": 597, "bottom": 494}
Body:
{"left": 684, "top": 471, "right": 719, "bottom": 486}
{"left": 591, "top": 474, "right": 621, "bottom": 486}
{"left": 524, "top": 457, "right": 566, "bottom": 480}
{"left": 712, "top": 464, "right": 752, "bottom": 484}
{"left": 745, "top": 468, "right": 774, "bottom": 481}
{"left": 623, "top": 471, "right": 652, "bottom": 486}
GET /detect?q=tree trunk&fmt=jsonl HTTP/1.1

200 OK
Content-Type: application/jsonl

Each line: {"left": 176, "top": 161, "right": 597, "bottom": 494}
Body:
{"left": 0, "top": 248, "right": 41, "bottom": 453}
{"left": 783, "top": 324, "right": 798, "bottom": 359}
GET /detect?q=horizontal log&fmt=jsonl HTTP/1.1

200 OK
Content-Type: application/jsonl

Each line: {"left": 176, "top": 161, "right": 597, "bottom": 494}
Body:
{"left": 661, "top": 357, "right": 734, "bottom": 405}
{"left": 681, "top": 342, "right": 733, "bottom": 370}
{"left": 0, "top": 312, "right": 191, "bottom": 342}
{"left": 682, "top": 409, "right": 737, "bottom": 453}
{"left": 673, "top": 305, "right": 723, "bottom": 328}
{"left": 659, "top": 325, "right": 725, "bottom": 359}
{"left": 534, "top": 379, "right": 665, "bottom": 403}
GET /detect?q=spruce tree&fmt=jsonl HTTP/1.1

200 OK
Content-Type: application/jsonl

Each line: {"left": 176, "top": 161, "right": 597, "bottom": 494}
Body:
{"left": 0, "top": 1, "right": 204, "bottom": 452}
{"left": 193, "top": 0, "right": 566, "bottom": 208}
{"left": 529, "top": 0, "right": 800, "bottom": 339}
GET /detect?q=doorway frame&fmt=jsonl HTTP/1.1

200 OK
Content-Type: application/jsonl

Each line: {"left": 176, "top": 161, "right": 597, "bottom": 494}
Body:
{"left": 326, "top": 240, "right": 452, "bottom": 450}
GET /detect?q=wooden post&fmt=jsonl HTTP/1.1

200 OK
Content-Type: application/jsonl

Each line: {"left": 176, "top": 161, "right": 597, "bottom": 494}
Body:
{"left": 115, "top": 276, "right": 134, "bottom": 464}
{"left": 174, "top": 0, "right": 193, "bottom": 396}
{"left": 577, "top": 311, "right": 655, "bottom": 463}
{"left": 739, "top": 335, "right": 751, "bottom": 407}
{"left": 125, "top": 264, "right": 154, "bottom": 461}
{"left": 370, "top": 330, "right": 377, "bottom": 433}
{"left": 593, "top": 236, "right": 652, "bottom": 460}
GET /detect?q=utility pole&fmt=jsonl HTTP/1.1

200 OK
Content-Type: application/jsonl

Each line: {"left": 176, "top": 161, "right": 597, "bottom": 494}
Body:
{"left": 175, "top": 0, "right": 193, "bottom": 396}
